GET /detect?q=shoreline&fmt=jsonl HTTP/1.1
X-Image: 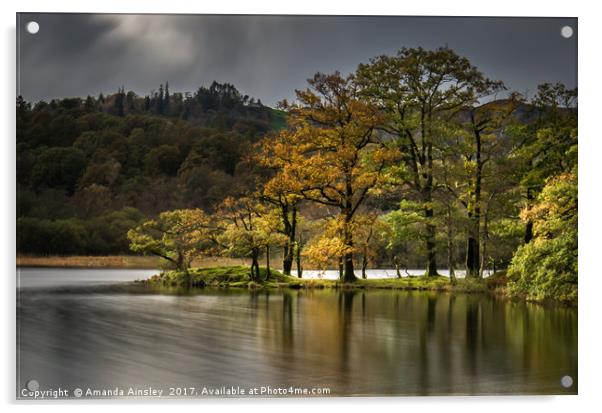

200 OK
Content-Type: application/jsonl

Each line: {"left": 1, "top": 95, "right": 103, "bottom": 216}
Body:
{"left": 139, "top": 267, "right": 576, "bottom": 306}
{"left": 16, "top": 255, "right": 249, "bottom": 269}
{"left": 140, "top": 266, "right": 505, "bottom": 294}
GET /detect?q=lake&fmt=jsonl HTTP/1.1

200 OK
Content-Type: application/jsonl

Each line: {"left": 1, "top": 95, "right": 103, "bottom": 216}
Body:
{"left": 17, "top": 268, "right": 577, "bottom": 398}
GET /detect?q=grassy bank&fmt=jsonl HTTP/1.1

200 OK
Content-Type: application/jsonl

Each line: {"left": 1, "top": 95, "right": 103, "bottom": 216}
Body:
{"left": 143, "top": 266, "right": 294, "bottom": 288}
{"left": 140, "top": 265, "right": 497, "bottom": 293}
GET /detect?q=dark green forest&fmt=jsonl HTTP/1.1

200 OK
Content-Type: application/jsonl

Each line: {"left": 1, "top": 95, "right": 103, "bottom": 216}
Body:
{"left": 17, "top": 81, "right": 284, "bottom": 254}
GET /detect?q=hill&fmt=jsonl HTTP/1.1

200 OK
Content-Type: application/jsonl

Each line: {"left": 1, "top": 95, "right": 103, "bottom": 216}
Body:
{"left": 16, "top": 82, "right": 283, "bottom": 255}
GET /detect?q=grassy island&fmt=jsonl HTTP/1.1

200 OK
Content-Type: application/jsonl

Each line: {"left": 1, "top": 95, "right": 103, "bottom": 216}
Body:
{"left": 139, "top": 265, "right": 511, "bottom": 294}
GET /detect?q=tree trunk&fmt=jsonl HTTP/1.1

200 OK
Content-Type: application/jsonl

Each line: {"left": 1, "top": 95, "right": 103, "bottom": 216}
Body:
{"left": 479, "top": 241, "right": 487, "bottom": 278}
{"left": 424, "top": 129, "right": 438, "bottom": 278}
{"left": 361, "top": 228, "right": 373, "bottom": 280}
{"left": 342, "top": 217, "right": 357, "bottom": 282}
{"left": 295, "top": 241, "right": 303, "bottom": 278}
{"left": 176, "top": 251, "right": 185, "bottom": 272}
{"left": 341, "top": 175, "right": 357, "bottom": 283}
{"left": 465, "top": 210, "right": 480, "bottom": 278}
{"left": 251, "top": 247, "right": 260, "bottom": 281}
{"left": 361, "top": 248, "right": 368, "bottom": 279}
{"left": 175, "top": 252, "right": 194, "bottom": 288}
{"left": 282, "top": 205, "right": 297, "bottom": 276}
{"left": 447, "top": 206, "right": 455, "bottom": 280}
{"left": 524, "top": 185, "right": 534, "bottom": 244}
{"left": 282, "top": 244, "right": 293, "bottom": 276}
{"left": 424, "top": 206, "right": 438, "bottom": 277}
{"left": 343, "top": 252, "right": 356, "bottom": 282}
{"left": 183, "top": 261, "right": 193, "bottom": 288}
{"left": 466, "top": 112, "right": 483, "bottom": 279}
{"left": 479, "top": 196, "right": 492, "bottom": 278}
{"left": 265, "top": 245, "right": 271, "bottom": 280}
{"left": 393, "top": 255, "right": 402, "bottom": 278}
{"left": 524, "top": 220, "right": 534, "bottom": 244}
{"left": 465, "top": 235, "right": 479, "bottom": 278}
{"left": 338, "top": 256, "right": 344, "bottom": 280}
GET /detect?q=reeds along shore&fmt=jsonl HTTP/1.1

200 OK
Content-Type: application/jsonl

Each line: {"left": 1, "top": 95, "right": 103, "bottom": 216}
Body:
{"left": 16, "top": 255, "right": 249, "bottom": 269}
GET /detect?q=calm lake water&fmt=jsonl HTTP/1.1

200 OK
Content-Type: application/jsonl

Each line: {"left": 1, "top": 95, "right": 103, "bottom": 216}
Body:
{"left": 17, "top": 268, "right": 577, "bottom": 398}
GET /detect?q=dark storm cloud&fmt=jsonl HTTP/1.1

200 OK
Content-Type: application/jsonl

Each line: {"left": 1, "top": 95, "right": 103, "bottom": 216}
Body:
{"left": 17, "top": 13, "right": 577, "bottom": 106}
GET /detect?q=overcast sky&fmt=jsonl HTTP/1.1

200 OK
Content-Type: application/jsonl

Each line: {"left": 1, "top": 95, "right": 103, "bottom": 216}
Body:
{"left": 17, "top": 14, "right": 577, "bottom": 106}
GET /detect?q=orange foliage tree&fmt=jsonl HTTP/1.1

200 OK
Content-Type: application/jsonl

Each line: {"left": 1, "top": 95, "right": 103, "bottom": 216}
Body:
{"left": 274, "top": 72, "right": 395, "bottom": 281}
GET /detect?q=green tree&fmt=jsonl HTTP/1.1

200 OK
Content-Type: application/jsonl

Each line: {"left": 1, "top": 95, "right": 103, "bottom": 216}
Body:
{"left": 114, "top": 87, "right": 125, "bottom": 117}
{"left": 31, "top": 147, "right": 87, "bottom": 195}
{"left": 507, "top": 169, "right": 577, "bottom": 302}
{"left": 84, "top": 95, "right": 96, "bottom": 112}
{"left": 127, "top": 209, "right": 210, "bottom": 275}
{"left": 144, "top": 145, "right": 181, "bottom": 176}
{"left": 164, "top": 81, "right": 170, "bottom": 114}
{"left": 441, "top": 97, "right": 522, "bottom": 277}
{"left": 356, "top": 46, "right": 501, "bottom": 276}
{"left": 514, "top": 82, "right": 577, "bottom": 243}
{"left": 216, "top": 197, "right": 287, "bottom": 281}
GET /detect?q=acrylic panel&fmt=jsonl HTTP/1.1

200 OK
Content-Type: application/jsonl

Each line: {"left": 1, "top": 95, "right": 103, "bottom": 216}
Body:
{"left": 16, "top": 13, "right": 577, "bottom": 399}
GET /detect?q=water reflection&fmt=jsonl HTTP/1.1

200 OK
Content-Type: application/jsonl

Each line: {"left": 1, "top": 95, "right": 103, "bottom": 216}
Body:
{"left": 17, "top": 282, "right": 577, "bottom": 397}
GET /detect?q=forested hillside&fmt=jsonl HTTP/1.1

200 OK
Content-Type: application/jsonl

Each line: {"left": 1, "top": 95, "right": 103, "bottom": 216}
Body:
{"left": 17, "top": 82, "right": 283, "bottom": 254}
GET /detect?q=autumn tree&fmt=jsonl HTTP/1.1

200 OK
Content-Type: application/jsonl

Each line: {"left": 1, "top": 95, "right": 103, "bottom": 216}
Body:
{"left": 356, "top": 47, "right": 502, "bottom": 277}
{"left": 277, "top": 72, "right": 393, "bottom": 282}
{"left": 354, "top": 213, "right": 379, "bottom": 279}
{"left": 303, "top": 218, "right": 349, "bottom": 275}
{"left": 254, "top": 134, "right": 304, "bottom": 276}
{"left": 127, "top": 209, "right": 211, "bottom": 277}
